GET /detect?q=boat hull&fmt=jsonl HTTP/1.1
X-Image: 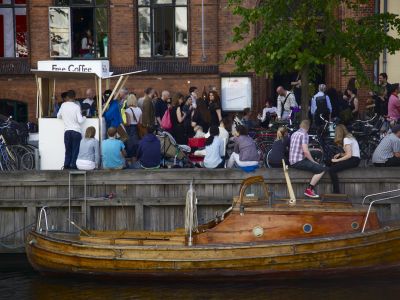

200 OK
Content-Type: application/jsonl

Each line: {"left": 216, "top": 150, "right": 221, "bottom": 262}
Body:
{"left": 26, "top": 227, "right": 400, "bottom": 278}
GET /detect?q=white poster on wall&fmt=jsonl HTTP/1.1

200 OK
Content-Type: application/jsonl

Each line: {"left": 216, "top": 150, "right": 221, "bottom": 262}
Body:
{"left": 221, "top": 77, "right": 252, "bottom": 111}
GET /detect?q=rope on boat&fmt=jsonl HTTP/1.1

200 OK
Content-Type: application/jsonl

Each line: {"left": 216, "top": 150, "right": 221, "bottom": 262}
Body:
{"left": 185, "top": 181, "right": 198, "bottom": 246}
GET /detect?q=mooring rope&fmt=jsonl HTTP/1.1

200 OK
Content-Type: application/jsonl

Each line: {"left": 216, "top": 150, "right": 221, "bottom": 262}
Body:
{"left": 185, "top": 181, "right": 198, "bottom": 246}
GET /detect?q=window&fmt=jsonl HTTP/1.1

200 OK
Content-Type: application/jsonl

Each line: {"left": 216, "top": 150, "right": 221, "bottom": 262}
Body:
{"left": 138, "top": 0, "right": 188, "bottom": 58}
{"left": 51, "top": 0, "right": 108, "bottom": 58}
{"left": 0, "top": 99, "right": 28, "bottom": 122}
{"left": 0, "top": 0, "right": 28, "bottom": 58}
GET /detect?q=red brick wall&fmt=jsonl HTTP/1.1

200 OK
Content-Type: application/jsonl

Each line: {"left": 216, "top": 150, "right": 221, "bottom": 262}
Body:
{"left": 0, "top": 0, "right": 376, "bottom": 122}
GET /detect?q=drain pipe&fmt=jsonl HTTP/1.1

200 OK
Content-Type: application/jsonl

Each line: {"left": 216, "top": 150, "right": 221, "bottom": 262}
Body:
{"left": 201, "top": 0, "right": 207, "bottom": 62}
{"left": 374, "top": 0, "right": 380, "bottom": 82}
{"left": 383, "top": 0, "right": 388, "bottom": 73}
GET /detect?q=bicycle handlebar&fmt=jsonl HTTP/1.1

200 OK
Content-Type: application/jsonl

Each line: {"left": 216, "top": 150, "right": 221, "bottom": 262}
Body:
{"left": 353, "top": 114, "right": 377, "bottom": 124}
{"left": 319, "top": 114, "right": 333, "bottom": 124}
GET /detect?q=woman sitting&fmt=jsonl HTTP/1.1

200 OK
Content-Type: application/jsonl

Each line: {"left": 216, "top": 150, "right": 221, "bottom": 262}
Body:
{"left": 76, "top": 126, "right": 99, "bottom": 171}
{"left": 203, "top": 126, "right": 225, "bottom": 169}
{"left": 267, "top": 127, "right": 290, "bottom": 168}
{"left": 329, "top": 124, "right": 360, "bottom": 194}
{"left": 227, "top": 125, "right": 259, "bottom": 169}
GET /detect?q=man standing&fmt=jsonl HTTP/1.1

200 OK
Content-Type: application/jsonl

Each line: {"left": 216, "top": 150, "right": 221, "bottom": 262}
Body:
{"left": 155, "top": 90, "right": 170, "bottom": 126}
{"left": 141, "top": 87, "right": 156, "bottom": 129}
{"left": 311, "top": 84, "right": 332, "bottom": 126}
{"left": 289, "top": 120, "right": 325, "bottom": 198}
{"left": 372, "top": 125, "right": 400, "bottom": 167}
{"left": 276, "top": 86, "right": 297, "bottom": 120}
{"left": 388, "top": 83, "right": 400, "bottom": 122}
{"left": 189, "top": 86, "right": 198, "bottom": 109}
{"left": 138, "top": 87, "right": 154, "bottom": 110}
{"left": 82, "top": 88, "right": 96, "bottom": 117}
{"left": 57, "top": 90, "right": 86, "bottom": 169}
{"left": 372, "top": 73, "right": 391, "bottom": 116}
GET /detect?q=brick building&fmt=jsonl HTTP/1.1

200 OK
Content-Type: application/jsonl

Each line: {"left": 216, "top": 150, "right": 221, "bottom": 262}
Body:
{"left": 0, "top": 0, "right": 377, "bottom": 123}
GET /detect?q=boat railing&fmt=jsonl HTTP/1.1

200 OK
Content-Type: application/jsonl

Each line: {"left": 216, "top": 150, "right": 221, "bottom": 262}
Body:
{"left": 37, "top": 206, "right": 49, "bottom": 234}
{"left": 361, "top": 189, "right": 400, "bottom": 233}
{"left": 236, "top": 176, "right": 270, "bottom": 214}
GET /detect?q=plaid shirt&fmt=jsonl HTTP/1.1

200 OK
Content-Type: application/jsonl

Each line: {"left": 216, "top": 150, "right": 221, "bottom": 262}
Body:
{"left": 289, "top": 128, "right": 309, "bottom": 165}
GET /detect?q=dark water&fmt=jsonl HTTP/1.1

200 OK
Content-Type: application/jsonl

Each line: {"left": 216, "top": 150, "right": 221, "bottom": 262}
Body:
{"left": 2, "top": 255, "right": 400, "bottom": 300}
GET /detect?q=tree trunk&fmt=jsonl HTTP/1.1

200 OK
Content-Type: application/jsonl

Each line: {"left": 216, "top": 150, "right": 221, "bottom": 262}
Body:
{"left": 300, "top": 66, "right": 310, "bottom": 121}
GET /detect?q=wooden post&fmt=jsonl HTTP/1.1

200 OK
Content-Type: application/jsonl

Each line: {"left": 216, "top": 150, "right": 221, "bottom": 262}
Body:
{"left": 282, "top": 160, "right": 296, "bottom": 206}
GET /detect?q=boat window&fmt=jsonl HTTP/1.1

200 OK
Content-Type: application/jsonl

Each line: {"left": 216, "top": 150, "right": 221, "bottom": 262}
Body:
{"left": 303, "top": 223, "right": 313, "bottom": 234}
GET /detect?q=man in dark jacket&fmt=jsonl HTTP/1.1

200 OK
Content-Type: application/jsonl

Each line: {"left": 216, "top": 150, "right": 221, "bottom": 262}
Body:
{"left": 129, "top": 126, "right": 161, "bottom": 169}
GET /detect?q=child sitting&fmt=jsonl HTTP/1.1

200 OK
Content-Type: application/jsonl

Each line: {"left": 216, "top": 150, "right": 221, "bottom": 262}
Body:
{"left": 194, "top": 125, "right": 206, "bottom": 138}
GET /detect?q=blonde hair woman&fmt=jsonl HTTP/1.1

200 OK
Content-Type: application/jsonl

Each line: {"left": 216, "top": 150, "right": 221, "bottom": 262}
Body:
{"left": 329, "top": 124, "right": 360, "bottom": 193}
{"left": 124, "top": 93, "right": 142, "bottom": 160}
{"left": 267, "top": 127, "right": 290, "bottom": 168}
{"left": 76, "top": 126, "right": 99, "bottom": 170}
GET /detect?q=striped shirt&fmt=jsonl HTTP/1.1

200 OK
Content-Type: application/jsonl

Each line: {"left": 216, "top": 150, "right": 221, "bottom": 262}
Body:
{"left": 289, "top": 128, "right": 309, "bottom": 165}
{"left": 372, "top": 133, "right": 400, "bottom": 163}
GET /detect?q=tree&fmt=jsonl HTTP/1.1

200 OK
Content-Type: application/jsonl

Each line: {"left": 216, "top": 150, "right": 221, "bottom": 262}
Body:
{"left": 226, "top": 0, "right": 400, "bottom": 119}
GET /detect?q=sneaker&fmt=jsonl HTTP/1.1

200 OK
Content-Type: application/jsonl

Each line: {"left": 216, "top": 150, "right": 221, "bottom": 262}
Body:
{"left": 304, "top": 188, "right": 319, "bottom": 198}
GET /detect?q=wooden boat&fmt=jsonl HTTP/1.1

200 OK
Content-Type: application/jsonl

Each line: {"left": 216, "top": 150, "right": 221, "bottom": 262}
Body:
{"left": 25, "top": 174, "right": 400, "bottom": 278}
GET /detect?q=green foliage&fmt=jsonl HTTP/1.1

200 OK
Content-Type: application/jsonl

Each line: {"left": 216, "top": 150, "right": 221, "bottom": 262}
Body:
{"left": 226, "top": 0, "right": 400, "bottom": 86}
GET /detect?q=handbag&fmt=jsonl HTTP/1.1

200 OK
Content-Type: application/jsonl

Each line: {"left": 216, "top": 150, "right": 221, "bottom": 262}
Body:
{"left": 128, "top": 107, "right": 147, "bottom": 138}
{"left": 116, "top": 124, "right": 128, "bottom": 142}
{"left": 161, "top": 108, "right": 173, "bottom": 131}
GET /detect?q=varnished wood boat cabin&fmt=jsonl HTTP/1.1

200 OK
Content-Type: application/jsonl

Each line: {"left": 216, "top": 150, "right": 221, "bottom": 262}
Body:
{"left": 25, "top": 171, "right": 400, "bottom": 278}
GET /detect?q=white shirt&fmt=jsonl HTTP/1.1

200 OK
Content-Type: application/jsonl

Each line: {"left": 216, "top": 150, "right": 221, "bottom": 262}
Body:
{"left": 277, "top": 92, "right": 297, "bottom": 118}
{"left": 259, "top": 107, "right": 277, "bottom": 122}
{"left": 57, "top": 101, "right": 86, "bottom": 132}
{"left": 344, "top": 137, "right": 360, "bottom": 158}
{"left": 204, "top": 137, "right": 224, "bottom": 168}
{"left": 205, "top": 126, "right": 229, "bottom": 155}
{"left": 125, "top": 107, "right": 142, "bottom": 125}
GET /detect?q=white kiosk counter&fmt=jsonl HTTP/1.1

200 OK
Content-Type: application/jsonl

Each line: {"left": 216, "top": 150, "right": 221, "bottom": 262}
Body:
{"left": 33, "top": 60, "right": 145, "bottom": 170}
{"left": 38, "top": 118, "right": 103, "bottom": 170}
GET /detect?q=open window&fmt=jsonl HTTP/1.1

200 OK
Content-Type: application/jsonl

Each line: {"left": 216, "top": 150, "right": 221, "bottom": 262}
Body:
{"left": 138, "top": 0, "right": 188, "bottom": 58}
{"left": 0, "top": 0, "right": 28, "bottom": 58}
{"left": 50, "top": 0, "right": 108, "bottom": 58}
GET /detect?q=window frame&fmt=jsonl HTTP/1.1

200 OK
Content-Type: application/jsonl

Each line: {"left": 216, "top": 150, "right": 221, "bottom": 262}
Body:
{"left": 138, "top": 0, "right": 189, "bottom": 60}
{"left": 52, "top": 0, "right": 109, "bottom": 59}
{"left": 0, "top": 0, "right": 29, "bottom": 59}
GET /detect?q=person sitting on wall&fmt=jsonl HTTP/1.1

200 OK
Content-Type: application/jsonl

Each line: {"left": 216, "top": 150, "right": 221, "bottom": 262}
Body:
{"left": 267, "top": 127, "right": 290, "bottom": 168}
{"left": 289, "top": 120, "right": 325, "bottom": 198}
{"left": 129, "top": 126, "right": 161, "bottom": 169}
{"left": 227, "top": 125, "right": 259, "bottom": 169}
{"left": 372, "top": 125, "right": 400, "bottom": 167}
{"left": 203, "top": 126, "right": 225, "bottom": 169}
{"left": 57, "top": 89, "right": 86, "bottom": 170}
{"left": 241, "top": 107, "right": 257, "bottom": 130}
{"left": 76, "top": 126, "right": 99, "bottom": 171}
{"left": 102, "top": 127, "right": 126, "bottom": 170}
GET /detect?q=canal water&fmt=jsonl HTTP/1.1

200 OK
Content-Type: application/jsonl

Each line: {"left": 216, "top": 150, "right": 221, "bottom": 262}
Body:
{"left": 2, "top": 254, "right": 400, "bottom": 300}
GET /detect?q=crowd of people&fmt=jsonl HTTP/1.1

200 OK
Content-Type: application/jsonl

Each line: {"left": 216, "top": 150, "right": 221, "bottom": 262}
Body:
{"left": 55, "top": 74, "right": 400, "bottom": 198}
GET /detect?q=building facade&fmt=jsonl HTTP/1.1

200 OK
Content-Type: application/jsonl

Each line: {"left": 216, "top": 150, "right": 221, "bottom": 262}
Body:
{"left": 0, "top": 0, "right": 377, "bottom": 123}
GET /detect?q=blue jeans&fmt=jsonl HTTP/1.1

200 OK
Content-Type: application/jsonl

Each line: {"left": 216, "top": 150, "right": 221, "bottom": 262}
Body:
{"left": 64, "top": 130, "right": 82, "bottom": 169}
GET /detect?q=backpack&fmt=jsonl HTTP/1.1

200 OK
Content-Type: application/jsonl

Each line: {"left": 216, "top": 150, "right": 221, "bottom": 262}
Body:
{"left": 161, "top": 108, "right": 172, "bottom": 131}
{"left": 315, "top": 95, "right": 329, "bottom": 115}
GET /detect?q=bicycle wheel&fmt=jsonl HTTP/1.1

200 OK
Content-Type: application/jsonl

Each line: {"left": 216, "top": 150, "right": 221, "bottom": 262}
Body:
{"left": 309, "top": 148, "right": 323, "bottom": 164}
{"left": 256, "top": 141, "right": 273, "bottom": 167}
{"left": 265, "top": 149, "right": 272, "bottom": 168}
{"left": 21, "top": 152, "right": 35, "bottom": 170}
{"left": 1, "top": 147, "right": 18, "bottom": 171}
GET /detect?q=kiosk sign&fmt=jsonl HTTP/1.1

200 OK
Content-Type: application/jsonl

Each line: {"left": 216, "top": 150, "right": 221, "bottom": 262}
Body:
{"left": 37, "top": 60, "right": 110, "bottom": 78}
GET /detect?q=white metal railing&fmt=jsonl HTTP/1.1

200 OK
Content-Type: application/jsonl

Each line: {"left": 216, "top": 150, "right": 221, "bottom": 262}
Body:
{"left": 361, "top": 189, "right": 400, "bottom": 233}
